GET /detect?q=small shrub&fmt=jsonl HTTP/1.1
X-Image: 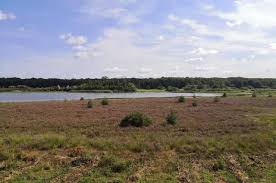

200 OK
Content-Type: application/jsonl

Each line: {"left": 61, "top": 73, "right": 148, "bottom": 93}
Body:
{"left": 193, "top": 94, "right": 197, "bottom": 98}
{"left": 213, "top": 96, "right": 220, "bottom": 103}
{"left": 192, "top": 100, "right": 198, "bottom": 107}
{"left": 101, "top": 98, "right": 109, "bottom": 105}
{"left": 80, "top": 97, "right": 84, "bottom": 101}
{"left": 268, "top": 93, "right": 273, "bottom": 97}
{"left": 120, "top": 112, "right": 152, "bottom": 127}
{"left": 87, "top": 100, "right": 93, "bottom": 108}
{"left": 252, "top": 91, "right": 257, "bottom": 98}
{"left": 178, "top": 96, "right": 185, "bottom": 103}
{"left": 166, "top": 111, "right": 177, "bottom": 125}
{"left": 222, "top": 93, "right": 227, "bottom": 98}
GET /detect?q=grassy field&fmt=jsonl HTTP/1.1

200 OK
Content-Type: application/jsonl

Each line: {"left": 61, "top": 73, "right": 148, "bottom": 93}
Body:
{"left": 0, "top": 97, "right": 275, "bottom": 182}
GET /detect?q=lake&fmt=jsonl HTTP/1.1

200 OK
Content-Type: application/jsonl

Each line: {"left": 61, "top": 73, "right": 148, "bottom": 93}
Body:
{"left": 0, "top": 92, "right": 222, "bottom": 102}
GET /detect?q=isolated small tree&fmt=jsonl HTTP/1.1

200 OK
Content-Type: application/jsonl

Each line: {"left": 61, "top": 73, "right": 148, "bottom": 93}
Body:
{"left": 80, "top": 97, "right": 84, "bottom": 101}
{"left": 178, "top": 96, "right": 185, "bottom": 103}
{"left": 87, "top": 100, "right": 93, "bottom": 108}
{"left": 166, "top": 111, "right": 177, "bottom": 125}
{"left": 252, "top": 91, "right": 257, "bottom": 98}
{"left": 222, "top": 93, "right": 227, "bottom": 98}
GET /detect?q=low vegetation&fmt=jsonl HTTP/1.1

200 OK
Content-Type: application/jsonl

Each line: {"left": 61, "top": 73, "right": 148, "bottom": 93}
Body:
{"left": 0, "top": 97, "right": 275, "bottom": 182}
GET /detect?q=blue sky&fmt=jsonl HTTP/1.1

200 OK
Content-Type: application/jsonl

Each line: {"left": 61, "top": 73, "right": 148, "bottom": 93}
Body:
{"left": 1, "top": 0, "right": 276, "bottom": 78}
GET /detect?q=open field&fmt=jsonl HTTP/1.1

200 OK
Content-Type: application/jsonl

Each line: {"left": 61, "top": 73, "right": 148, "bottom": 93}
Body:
{"left": 0, "top": 97, "right": 275, "bottom": 182}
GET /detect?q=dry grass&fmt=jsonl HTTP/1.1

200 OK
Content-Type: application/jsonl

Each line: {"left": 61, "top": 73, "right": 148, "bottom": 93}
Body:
{"left": 0, "top": 97, "right": 275, "bottom": 182}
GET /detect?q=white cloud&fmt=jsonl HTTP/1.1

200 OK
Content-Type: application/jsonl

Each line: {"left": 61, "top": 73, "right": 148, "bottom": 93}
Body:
{"left": 195, "top": 66, "right": 215, "bottom": 72}
{"left": 104, "top": 67, "right": 126, "bottom": 73}
{"left": 223, "top": 70, "right": 233, "bottom": 74}
{"left": 0, "top": 10, "right": 16, "bottom": 21}
{"left": 79, "top": 0, "right": 139, "bottom": 24}
{"left": 226, "top": 20, "right": 242, "bottom": 28}
{"left": 54, "top": 1, "right": 276, "bottom": 77}
{"left": 201, "top": 4, "right": 214, "bottom": 11}
{"left": 139, "top": 68, "right": 152, "bottom": 73}
{"left": 216, "top": 0, "right": 276, "bottom": 29}
{"left": 60, "top": 33, "right": 88, "bottom": 46}
{"left": 190, "top": 48, "right": 219, "bottom": 55}
{"left": 185, "top": 57, "right": 204, "bottom": 63}
{"left": 168, "top": 14, "right": 218, "bottom": 36}
{"left": 270, "top": 43, "right": 276, "bottom": 50}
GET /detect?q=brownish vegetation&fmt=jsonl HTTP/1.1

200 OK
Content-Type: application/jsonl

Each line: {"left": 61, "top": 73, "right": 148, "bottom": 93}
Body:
{"left": 0, "top": 97, "right": 275, "bottom": 182}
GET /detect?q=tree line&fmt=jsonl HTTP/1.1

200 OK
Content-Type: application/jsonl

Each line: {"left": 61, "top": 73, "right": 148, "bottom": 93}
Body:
{"left": 1, "top": 77, "right": 276, "bottom": 91}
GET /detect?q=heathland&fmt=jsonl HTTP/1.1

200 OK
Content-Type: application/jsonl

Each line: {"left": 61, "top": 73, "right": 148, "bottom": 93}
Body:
{"left": 0, "top": 96, "right": 275, "bottom": 182}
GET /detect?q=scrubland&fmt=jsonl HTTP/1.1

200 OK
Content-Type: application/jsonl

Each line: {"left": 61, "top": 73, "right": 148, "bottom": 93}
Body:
{"left": 0, "top": 97, "right": 275, "bottom": 182}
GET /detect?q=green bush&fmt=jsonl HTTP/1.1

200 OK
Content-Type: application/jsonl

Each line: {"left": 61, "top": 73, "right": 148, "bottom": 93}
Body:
{"left": 252, "top": 91, "right": 257, "bottom": 98}
{"left": 101, "top": 98, "right": 109, "bottom": 105}
{"left": 80, "top": 97, "right": 84, "bottom": 101}
{"left": 166, "top": 111, "right": 177, "bottom": 125}
{"left": 268, "top": 93, "right": 273, "bottom": 97}
{"left": 120, "top": 112, "right": 152, "bottom": 127}
{"left": 178, "top": 96, "right": 185, "bottom": 103}
{"left": 222, "top": 93, "right": 227, "bottom": 98}
{"left": 213, "top": 96, "right": 220, "bottom": 103}
{"left": 87, "top": 100, "right": 93, "bottom": 108}
{"left": 192, "top": 100, "right": 198, "bottom": 107}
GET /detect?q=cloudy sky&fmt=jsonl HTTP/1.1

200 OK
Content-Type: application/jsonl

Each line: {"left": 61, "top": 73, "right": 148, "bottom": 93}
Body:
{"left": 1, "top": 0, "right": 276, "bottom": 78}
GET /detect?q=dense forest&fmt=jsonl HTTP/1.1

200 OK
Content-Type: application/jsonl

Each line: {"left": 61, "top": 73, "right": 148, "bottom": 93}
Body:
{"left": 1, "top": 77, "right": 276, "bottom": 92}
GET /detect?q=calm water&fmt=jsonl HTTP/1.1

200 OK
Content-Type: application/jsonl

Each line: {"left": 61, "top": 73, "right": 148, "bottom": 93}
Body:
{"left": 0, "top": 92, "right": 222, "bottom": 102}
